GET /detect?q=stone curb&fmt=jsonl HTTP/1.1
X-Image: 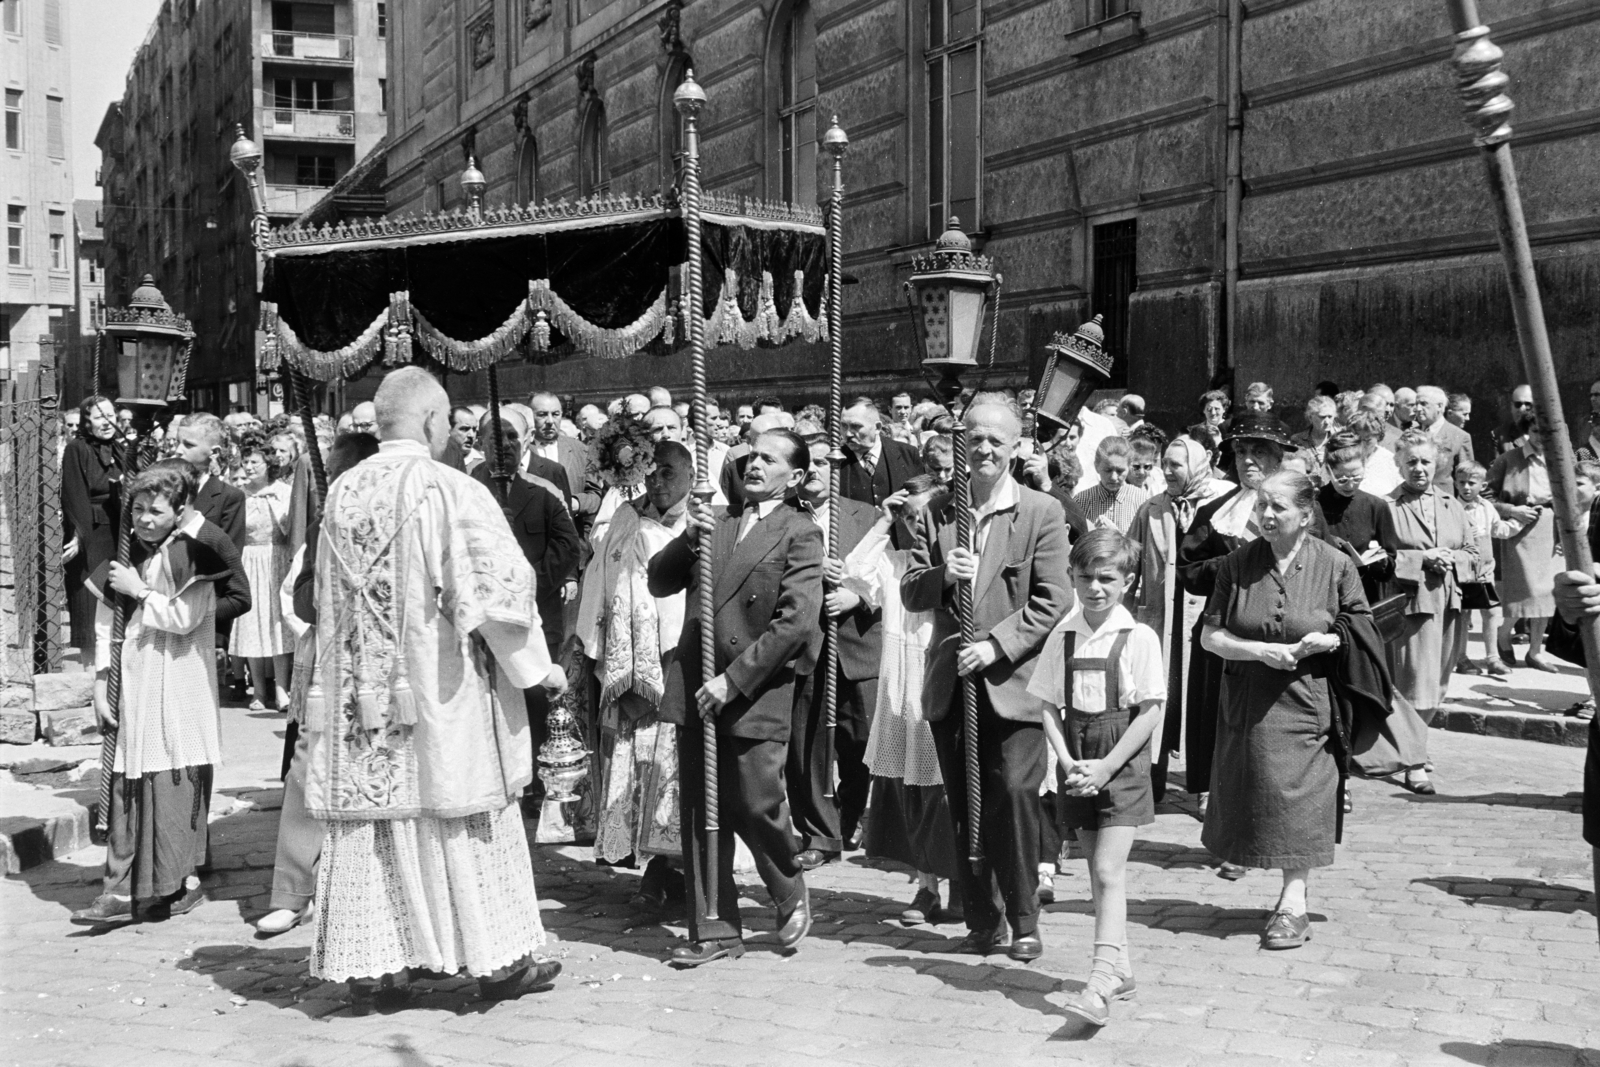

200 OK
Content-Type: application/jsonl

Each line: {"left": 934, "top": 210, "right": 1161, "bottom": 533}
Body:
{"left": 1433, "top": 703, "right": 1591, "bottom": 747}
{"left": 0, "top": 798, "right": 92, "bottom": 875}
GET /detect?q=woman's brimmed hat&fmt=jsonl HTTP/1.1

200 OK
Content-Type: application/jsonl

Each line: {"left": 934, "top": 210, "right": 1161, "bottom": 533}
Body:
{"left": 1222, "top": 411, "right": 1294, "bottom": 449}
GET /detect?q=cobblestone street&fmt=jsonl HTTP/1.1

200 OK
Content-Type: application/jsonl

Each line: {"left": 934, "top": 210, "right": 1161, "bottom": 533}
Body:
{"left": 3, "top": 698, "right": 1597, "bottom": 1067}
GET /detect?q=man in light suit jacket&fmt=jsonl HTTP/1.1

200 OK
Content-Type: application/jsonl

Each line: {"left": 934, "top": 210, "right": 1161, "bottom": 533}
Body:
{"left": 1414, "top": 385, "right": 1475, "bottom": 489}
{"left": 902, "top": 398, "right": 1073, "bottom": 963}
{"left": 789, "top": 440, "right": 883, "bottom": 865}
{"left": 648, "top": 428, "right": 823, "bottom": 968}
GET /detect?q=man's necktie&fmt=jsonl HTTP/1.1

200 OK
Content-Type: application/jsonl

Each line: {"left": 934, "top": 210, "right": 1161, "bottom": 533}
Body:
{"left": 737, "top": 509, "right": 759, "bottom": 543}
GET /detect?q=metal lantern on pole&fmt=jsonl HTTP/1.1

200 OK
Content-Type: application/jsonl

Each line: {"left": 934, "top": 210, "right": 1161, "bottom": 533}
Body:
{"left": 1033, "top": 314, "right": 1113, "bottom": 433}
{"left": 903, "top": 216, "right": 1000, "bottom": 868}
{"left": 463, "top": 153, "right": 511, "bottom": 506}
{"left": 92, "top": 274, "right": 194, "bottom": 834}
{"left": 97, "top": 275, "right": 195, "bottom": 428}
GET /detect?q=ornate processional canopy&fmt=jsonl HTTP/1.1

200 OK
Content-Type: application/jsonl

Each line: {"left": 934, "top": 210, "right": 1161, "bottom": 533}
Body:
{"left": 259, "top": 190, "right": 831, "bottom": 381}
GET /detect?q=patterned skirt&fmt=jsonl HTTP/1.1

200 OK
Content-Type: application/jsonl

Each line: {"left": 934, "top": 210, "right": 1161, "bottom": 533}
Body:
{"left": 310, "top": 803, "right": 547, "bottom": 982}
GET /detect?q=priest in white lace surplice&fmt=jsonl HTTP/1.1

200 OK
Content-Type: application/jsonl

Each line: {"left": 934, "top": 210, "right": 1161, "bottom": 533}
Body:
{"left": 576, "top": 439, "right": 693, "bottom": 907}
{"left": 302, "top": 369, "right": 566, "bottom": 1004}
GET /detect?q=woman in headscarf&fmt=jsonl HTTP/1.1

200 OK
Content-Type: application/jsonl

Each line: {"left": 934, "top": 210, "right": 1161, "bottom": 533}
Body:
{"left": 1174, "top": 413, "right": 1315, "bottom": 879}
{"left": 1382, "top": 431, "right": 1476, "bottom": 795}
{"left": 1127, "top": 436, "right": 1230, "bottom": 800}
{"left": 61, "top": 395, "right": 127, "bottom": 663}
{"left": 1317, "top": 431, "right": 1397, "bottom": 606}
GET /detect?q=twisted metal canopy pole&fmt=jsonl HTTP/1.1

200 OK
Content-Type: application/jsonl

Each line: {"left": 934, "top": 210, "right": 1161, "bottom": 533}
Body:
{"left": 675, "top": 70, "right": 720, "bottom": 915}
{"left": 950, "top": 406, "right": 982, "bottom": 868}
{"left": 95, "top": 438, "right": 140, "bottom": 835}
{"left": 820, "top": 118, "right": 849, "bottom": 801}
{"left": 1440, "top": 2, "right": 1599, "bottom": 701}
{"left": 284, "top": 368, "right": 329, "bottom": 513}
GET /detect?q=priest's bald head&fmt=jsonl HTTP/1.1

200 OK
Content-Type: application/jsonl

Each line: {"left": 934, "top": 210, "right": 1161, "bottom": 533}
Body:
{"left": 374, "top": 367, "right": 452, "bottom": 459}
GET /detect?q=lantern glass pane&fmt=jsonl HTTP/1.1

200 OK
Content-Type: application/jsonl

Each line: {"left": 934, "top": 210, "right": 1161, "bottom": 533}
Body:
{"left": 134, "top": 338, "right": 175, "bottom": 402}
{"left": 918, "top": 283, "right": 950, "bottom": 362}
{"left": 947, "top": 285, "right": 987, "bottom": 366}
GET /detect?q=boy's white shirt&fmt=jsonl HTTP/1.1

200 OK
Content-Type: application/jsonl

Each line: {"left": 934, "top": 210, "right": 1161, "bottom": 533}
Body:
{"left": 1027, "top": 602, "right": 1167, "bottom": 715}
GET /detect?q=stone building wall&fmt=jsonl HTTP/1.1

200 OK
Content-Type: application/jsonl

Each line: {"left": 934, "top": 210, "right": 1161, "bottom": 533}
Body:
{"left": 382, "top": 0, "right": 1600, "bottom": 446}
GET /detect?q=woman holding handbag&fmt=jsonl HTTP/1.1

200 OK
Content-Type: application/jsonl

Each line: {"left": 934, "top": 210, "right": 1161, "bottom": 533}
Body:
{"left": 1382, "top": 432, "right": 1478, "bottom": 795}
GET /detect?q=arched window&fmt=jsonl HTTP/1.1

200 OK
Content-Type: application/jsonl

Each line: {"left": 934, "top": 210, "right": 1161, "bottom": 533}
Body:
{"left": 772, "top": 0, "right": 816, "bottom": 205}
{"left": 578, "top": 99, "right": 608, "bottom": 197}
{"left": 516, "top": 133, "right": 540, "bottom": 204}
{"left": 660, "top": 53, "right": 692, "bottom": 192}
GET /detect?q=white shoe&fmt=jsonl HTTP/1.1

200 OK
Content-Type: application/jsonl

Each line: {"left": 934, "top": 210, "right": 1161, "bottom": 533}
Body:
{"left": 255, "top": 901, "right": 314, "bottom": 936}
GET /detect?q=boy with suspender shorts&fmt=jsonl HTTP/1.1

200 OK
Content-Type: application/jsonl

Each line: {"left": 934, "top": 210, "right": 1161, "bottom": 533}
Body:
{"left": 1027, "top": 529, "right": 1167, "bottom": 1027}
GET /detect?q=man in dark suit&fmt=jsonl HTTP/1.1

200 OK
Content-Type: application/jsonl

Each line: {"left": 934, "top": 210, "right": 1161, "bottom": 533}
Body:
{"left": 471, "top": 407, "right": 582, "bottom": 774}
{"left": 529, "top": 391, "right": 598, "bottom": 536}
{"left": 472, "top": 408, "right": 571, "bottom": 502}
{"left": 838, "top": 401, "right": 924, "bottom": 510}
{"left": 173, "top": 413, "right": 247, "bottom": 660}
{"left": 648, "top": 428, "right": 823, "bottom": 967}
{"left": 173, "top": 414, "right": 245, "bottom": 549}
{"left": 903, "top": 397, "right": 1073, "bottom": 963}
{"left": 790, "top": 439, "right": 883, "bottom": 866}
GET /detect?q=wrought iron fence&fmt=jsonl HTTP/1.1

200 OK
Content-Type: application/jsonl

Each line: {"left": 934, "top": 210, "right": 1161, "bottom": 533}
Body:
{"left": 1, "top": 337, "right": 64, "bottom": 683}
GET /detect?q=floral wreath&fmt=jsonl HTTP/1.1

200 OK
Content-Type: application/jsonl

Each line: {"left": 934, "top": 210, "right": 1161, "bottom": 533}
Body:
{"left": 585, "top": 412, "right": 656, "bottom": 490}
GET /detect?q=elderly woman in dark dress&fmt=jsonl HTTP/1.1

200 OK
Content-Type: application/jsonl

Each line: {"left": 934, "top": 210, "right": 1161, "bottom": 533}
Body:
{"left": 61, "top": 395, "right": 126, "bottom": 662}
{"left": 1201, "top": 470, "right": 1370, "bottom": 950}
{"left": 1317, "top": 431, "right": 1397, "bottom": 606}
{"left": 1175, "top": 413, "right": 1307, "bottom": 879}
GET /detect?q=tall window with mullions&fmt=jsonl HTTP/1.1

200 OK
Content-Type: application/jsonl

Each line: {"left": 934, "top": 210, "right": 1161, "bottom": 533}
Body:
{"left": 1091, "top": 218, "right": 1137, "bottom": 388}
{"left": 776, "top": 0, "right": 816, "bottom": 207}
{"left": 927, "top": 0, "right": 981, "bottom": 238}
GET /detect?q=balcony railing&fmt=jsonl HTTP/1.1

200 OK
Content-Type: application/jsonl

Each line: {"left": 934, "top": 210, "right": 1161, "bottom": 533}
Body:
{"left": 261, "top": 107, "right": 355, "bottom": 140}
{"left": 262, "top": 31, "right": 354, "bottom": 62}
{"left": 264, "top": 184, "right": 333, "bottom": 215}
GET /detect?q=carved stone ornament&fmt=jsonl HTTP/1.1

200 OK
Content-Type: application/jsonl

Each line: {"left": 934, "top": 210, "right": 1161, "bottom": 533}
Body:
{"left": 577, "top": 53, "right": 597, "bottom": 101}
{"left": 468, "top": 8, "right": 495, "bottom": 69}
{"left": 658, "top": 0, "right": 683, "bottom": 55}
{"left": 512, "top": 95, "right": 530, "bottom": 134}
{"left": 524, "top": 0, "right": 551, "bottom": 30}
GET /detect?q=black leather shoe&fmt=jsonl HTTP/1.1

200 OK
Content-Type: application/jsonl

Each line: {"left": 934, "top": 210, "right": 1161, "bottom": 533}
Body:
{"left": 669, "top": 938, "right": 746, "bottom": 968}
{"left": 795, "top": 849, "right": 838, "bottom": 870}
{"left": 777, "top": 884, "right": 812, "bottom": 948}
{"left": 70, "top": 894, "right": 137, "bottom": 926}
{"left": 1008, "top": 934, "right": 1044, "bottom": 962}
{"left": 1217, "top": 862, "right": 1248, "bottom": 880}
{"left": 1262, "top": 909, "right": 1311, "bottom": 950}
{"left": 479, "top": 959, "right": 561, "bottom": 1000}
{"left": 900, "top": 888, "right": 939, "bottom": 926}
{"left": 841, "top": 824, "right": 864, "bottom": 851}
{"left": 347, "top": 975, "right": 409, "bottom": 1016}
{"left": 954, "top": 926, "right": 1010, "bottom": 955}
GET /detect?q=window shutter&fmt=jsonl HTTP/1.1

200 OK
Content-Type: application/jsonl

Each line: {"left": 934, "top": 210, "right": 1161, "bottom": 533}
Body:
{"left": 44, "top": 0, "right": 61, "bottom": 43}
{"left": 46, "top": 96, "right": 63, "bottom": 158}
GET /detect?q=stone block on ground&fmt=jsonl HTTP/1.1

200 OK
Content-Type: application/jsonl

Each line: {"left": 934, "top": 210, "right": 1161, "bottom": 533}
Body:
{"left": 1, "top": 686, "right": 32, "bottom": 710}
{"left": 0, "top": 707, "right": 37, "bottom": 745}
{"left": 33, "top": 672, "right": 95, "bottom": 713}
{"left": 41, "top": 707, "right": 98, "bottom": 747}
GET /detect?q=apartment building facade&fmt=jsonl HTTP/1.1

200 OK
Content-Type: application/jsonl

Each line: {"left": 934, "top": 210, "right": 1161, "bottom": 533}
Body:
{"left": 94, "top": 0, "right": 387, "bottom": 412}
{"left": 1, "top": 0, "right": 74, "bottom": 377}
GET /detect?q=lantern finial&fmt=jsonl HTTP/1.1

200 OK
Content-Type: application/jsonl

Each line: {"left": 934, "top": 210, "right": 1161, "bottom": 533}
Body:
{"left": 1033, "top": 313, "right": 1113, "bottom": 431}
